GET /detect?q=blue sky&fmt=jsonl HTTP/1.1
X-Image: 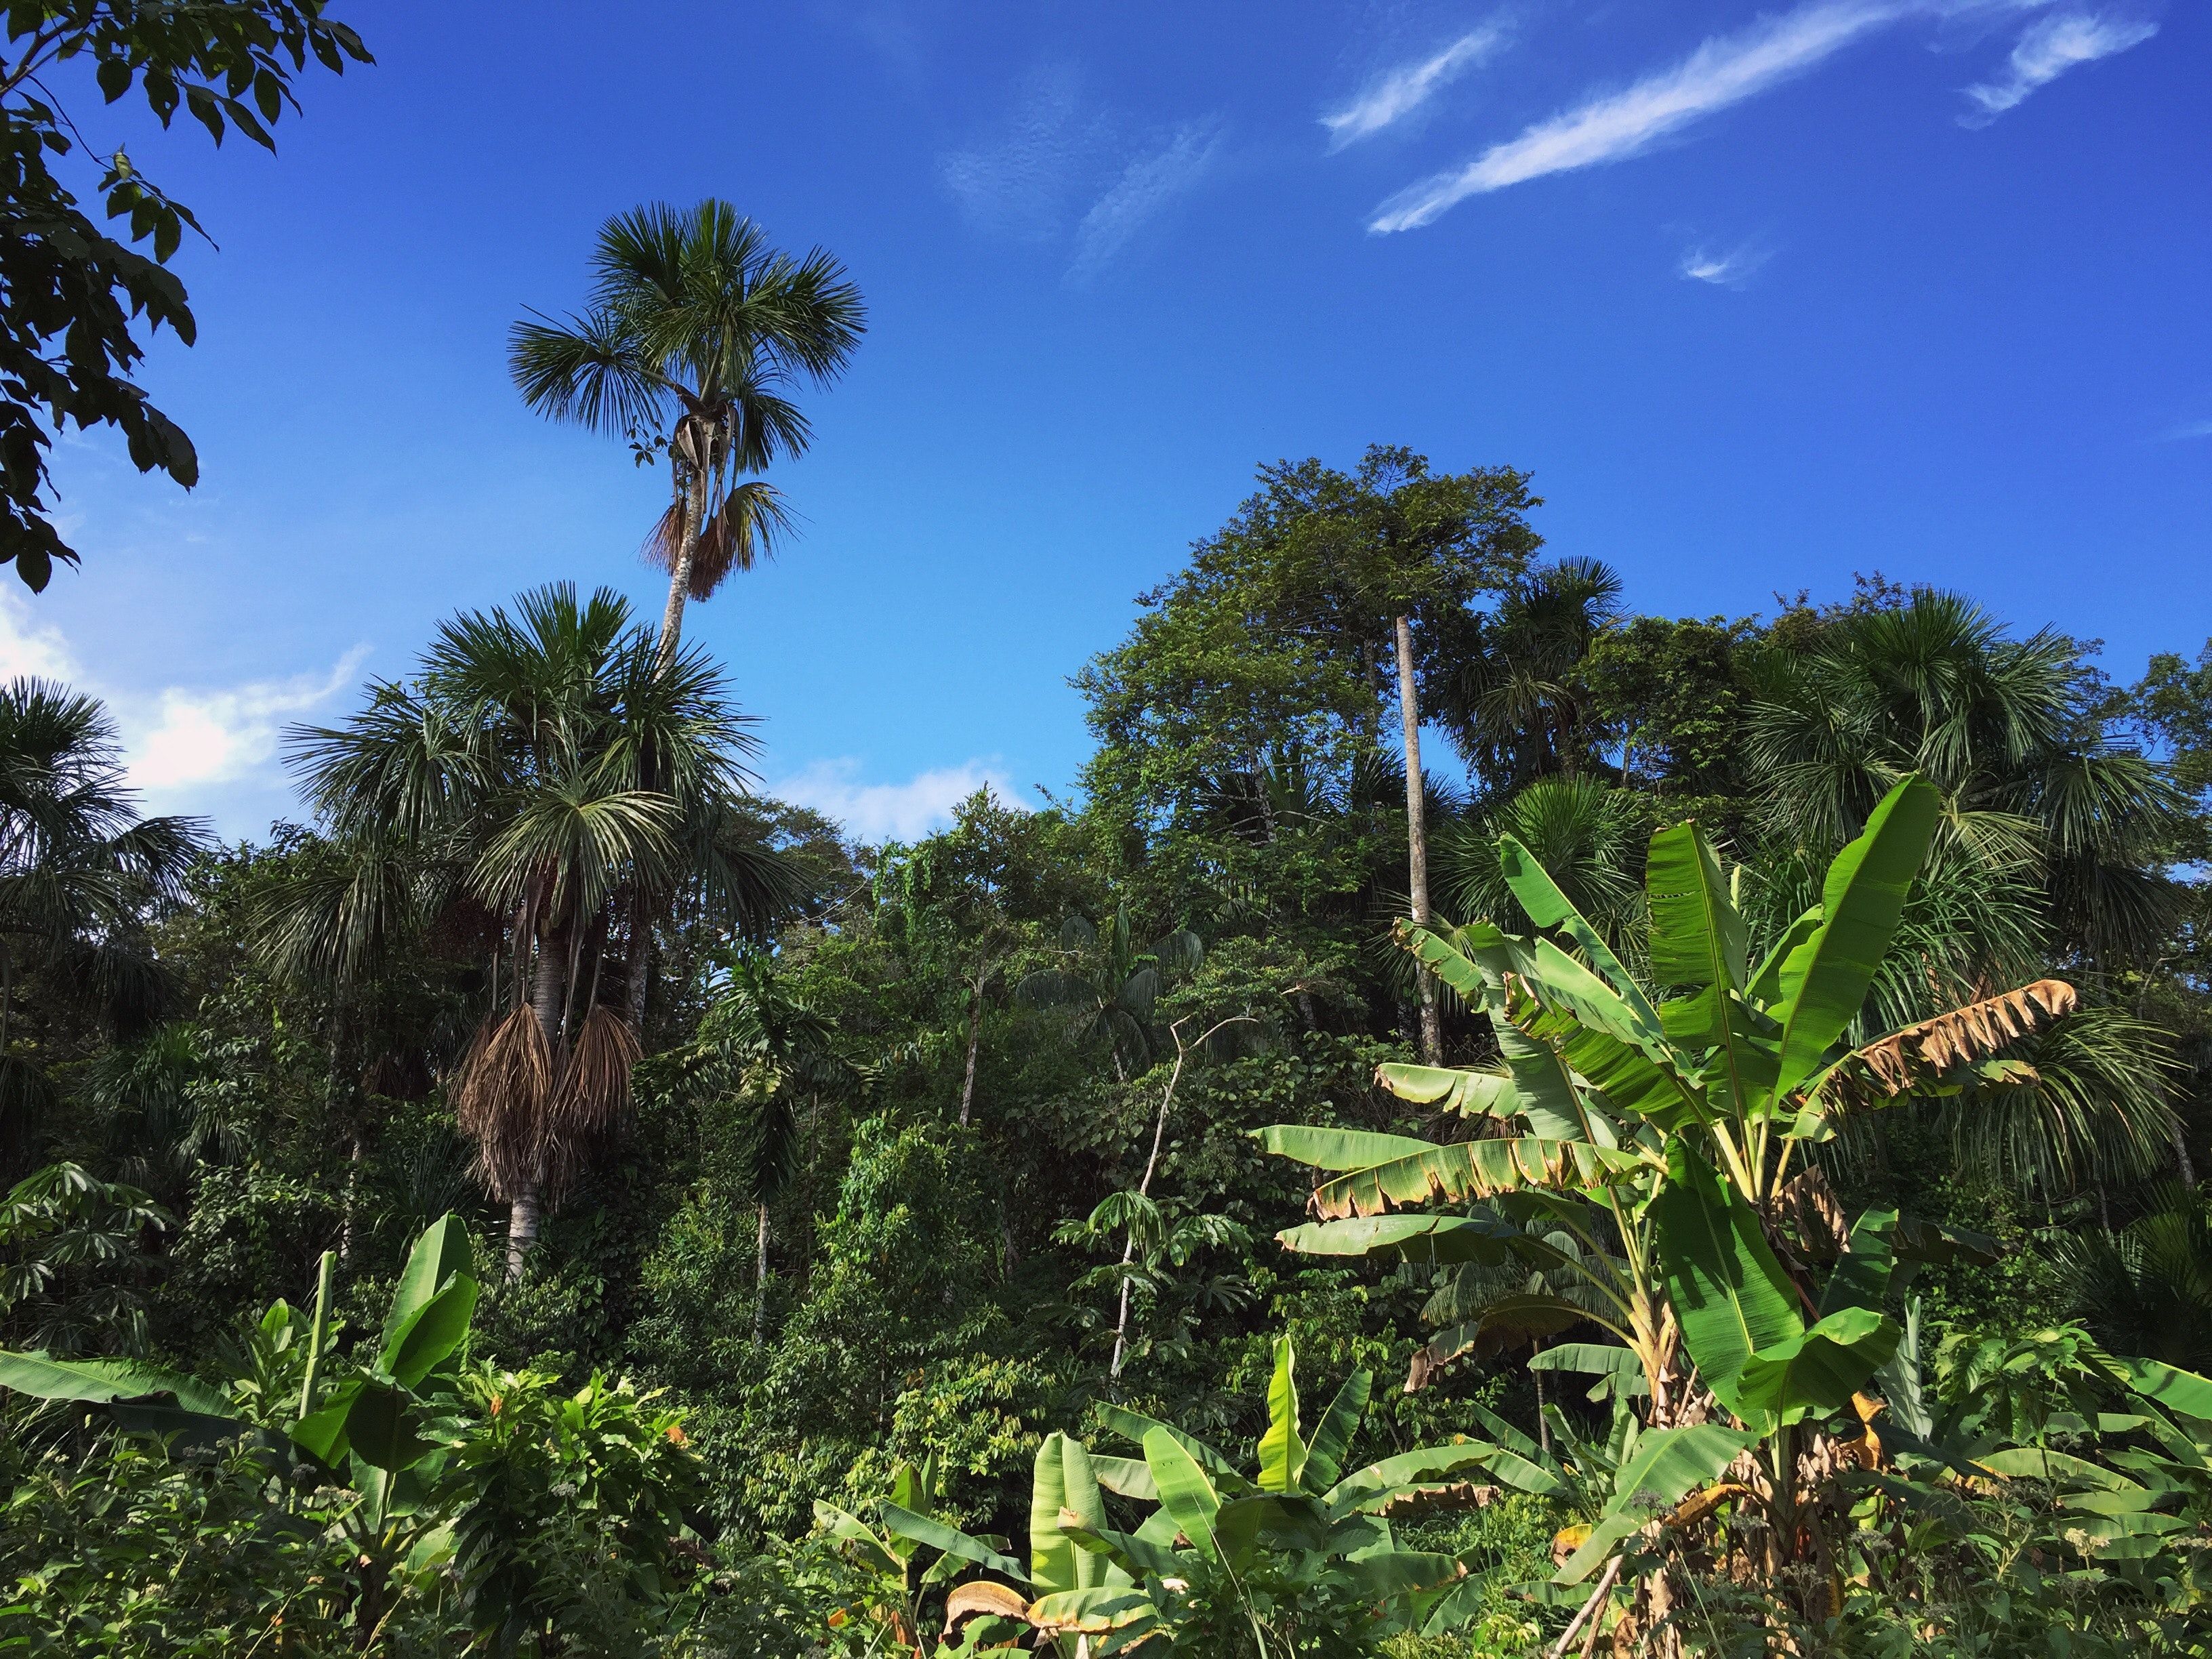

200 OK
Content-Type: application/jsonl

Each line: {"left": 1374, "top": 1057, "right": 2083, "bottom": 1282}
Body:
{"left": 5, "top": 0, "right": 2204, "bottom": 840}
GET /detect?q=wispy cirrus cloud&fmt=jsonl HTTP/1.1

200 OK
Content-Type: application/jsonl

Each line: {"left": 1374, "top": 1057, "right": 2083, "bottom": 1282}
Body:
{"left": 1960, "top": 10, "right": 2156, "bottom": 124}
{"left": 1321, "top": 22, "right": 1511, "bottom": 150}
{"left": 1070, "top": 118, "right": 1227, "bottom": 282}
{"left": 939, "top": 64, "right": 1114, "bottom": 241}
{"left": 2164, "top": 417, "right": 2212, "bottom": 442}
{"left": 1372, "top": 1, "right": 1911, "bottom": 231}
{"left": 1679, "top": 238, "right": 1776, "bottom": 286}
{"left": 1366, "top": 1, "right": 2106, "bottom": 232}
{"left": 769, "top": 757, "right": 1024, "bottom": 843}
{"left": 939, "top": 66, "right": 1224, "bottom": 278}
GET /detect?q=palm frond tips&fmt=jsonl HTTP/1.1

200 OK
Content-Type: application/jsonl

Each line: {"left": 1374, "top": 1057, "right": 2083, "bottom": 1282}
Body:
{"left": 453, "top": 1006, "right": 555, "bottom": 1203}
{"left": 546, "top": 1006, "right": 640, "bottom": 1175}
{"left": 1851, "top": 979, "right": 2079, "bottom": 1094}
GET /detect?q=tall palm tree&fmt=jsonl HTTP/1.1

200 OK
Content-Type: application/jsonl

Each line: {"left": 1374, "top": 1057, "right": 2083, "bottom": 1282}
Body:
{"left": 0, "top": 680, "right": 203, "bottom": 1168}
{"left": 1435, "top": 556, "right": 1624, "bottom": 794}
{"left": 287, "top": 585, "right": 783, "bottom": 1276}
{"left": 1746, "top": 589, "right": 2182, "bottom": 976}
{"left": 508, "top": 201, "right": 866, "bottom": 670}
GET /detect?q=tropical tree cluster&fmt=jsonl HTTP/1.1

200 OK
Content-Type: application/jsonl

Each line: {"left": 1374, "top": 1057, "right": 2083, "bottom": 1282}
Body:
{"left": 0, "top": 57, "right": 2208, "bottom": 1641}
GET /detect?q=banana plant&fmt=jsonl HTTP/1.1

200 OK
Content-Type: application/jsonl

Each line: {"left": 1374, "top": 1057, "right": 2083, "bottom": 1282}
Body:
{"left": 873, "top": 1335, "right": 1482, "bottom": 1654}
{"left": 817, "top": 1453, "right": 1030, "bottom": 1655}
{"left": 0, "top": 1215, "right": 483, "bottom": 1633}
{"left": 1254, "top": 777, "right": 2114, "bottom": 1628}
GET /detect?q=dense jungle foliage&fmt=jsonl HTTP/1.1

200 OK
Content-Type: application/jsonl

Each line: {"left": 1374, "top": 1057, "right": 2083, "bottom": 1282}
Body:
{"left": 3, "top": 436, "right": 2211, "bottom": 1656}
{"left": 0, "top": 14, "right": 2206, "bottom": 1640}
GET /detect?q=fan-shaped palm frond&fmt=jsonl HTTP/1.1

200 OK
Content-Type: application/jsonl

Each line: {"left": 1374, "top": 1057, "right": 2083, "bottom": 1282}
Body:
{"left": 2057, "top": 1185, "right": 2212, "bottom": 1372}
{"left": 1940, "top": 1006, "right": 2180, "bottom": 1199}
{"left": 510, "top": 201, "right": 865, "bottom": 658}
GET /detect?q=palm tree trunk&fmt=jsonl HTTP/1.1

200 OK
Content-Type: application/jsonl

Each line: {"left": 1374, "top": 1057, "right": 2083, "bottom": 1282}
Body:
{"left": 506, "top": 1189, "right": 540, "bottom": 1282}
{"left": 1394, "top": 614, "right": 1442, "bottom": 1066}
{"left": 752, "top": 1200, "right": 771, "bottom": 1347}
{"left": 508, "top": 928, "right": 569, "bottom": 1282}
{"left": 654, "top": 422, "right": 712, "bottom": 674}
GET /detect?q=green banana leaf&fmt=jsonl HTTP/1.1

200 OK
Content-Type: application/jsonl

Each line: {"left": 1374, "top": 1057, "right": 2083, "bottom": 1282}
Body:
{"left": 1376, "top": 1063, "right": 1517, "bottom": 1118}
{"left": 1274, "top": 1212, "right": 1525, "bottom": 1265}
{"left": 1256, "top": 1336, "right": 1304, "bottom": 1494}
{"left": 1301, "top": 1369, "right": 1372, "bottom": 1493}
{"left": 1322, "top": 1443, "right": 1500, "bottom": 1518}
{"left": 1416, "top": 1294, "right": 1597, "bottom": 1379}
{"left": 1656, "top": 983, "right": 1780, "bottom": 1118}
{"left": 342, "top": 1378, "right": 432, "bottom": 1472}
{"left": 1734, "top": 1305, "right": 1900, "bottom": 1426}
{"left": 813, "top": 1500, "right": 902, "bottom": 1577}
{"left": 2109, "top": 1355, "right": 2212, "bottom": 1423}
{"left": 1554, "top": 1423, "right": 1755, "bottom": 1584}
{"left": 1528, "top": 1343, "right": 1649, "bottom": 1403}
{"left": 1769, "top": 776, "right": 1939, "bottom": 1106}
{"left": 0, "top": 1351, "right": 233, "bottom": 1418}
{"left": 1492, "top": 1019, "right": 1597, "bottom": 1143}
{"left": 1819, "top": 1208, "right": 1899, "bottom": 1317}
{"left": 1338, "top": 1548, "right": 1464, "bottom": 1602}
{"left": 1142, "top": 1427, "right": 1221, "bottom": 1561}
{"left": 379, "top": 1212, "right": 473, "bottom": 1355}
{"left": 1090, "top": 1454, "right": 1158, "bottom": 1502}
{"left": 1645, "top": 821, "right": 1749, "bottom": 993}
{"left": 1059, "top": 1519, "right": 1185, "bottom": 1582}
{"left": 1215, "top": 1492, "right": 1331, "bottom": 1561}
{"left": 1094, "top": 1404, "right": 1247, "bottom": 1492}
{"left": 1496, "top": 832, "right": 1660, "bottom": 1029}
{"left": 1311, "top": 1136, "right": 1639, "bottom": 1219}
{"left": 1022, "top": 1587, "right": 1160, "bottom": 1644}
{"left": 1031, "top": 1432, "right": 1109, "bottom": 1593}
{"left": 880, "top": 1500, "right": 1027, "bottom": 1580}
{"left": 1521, "top": 1000, "right": 1702, "bottom": 1132}
{"left": 1522, "top": 935, "right": 1671, "bottom": 1065}
{"left": 1252, "top": 1124, "right": 1441, "bottom": 1170}
{"left": 379, "top": 1275, "right": 477, "bottom": 1390}
{"left": 1649, "top": 1140, "right": 1802, "bottom": 1418}
{"left": 1746, "top": 908, "right": 1822, "bottom": 1008}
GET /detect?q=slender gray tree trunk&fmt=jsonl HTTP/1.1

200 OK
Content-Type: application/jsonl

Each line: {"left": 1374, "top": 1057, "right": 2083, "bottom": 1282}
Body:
{"left": 753, "top": 1201, "right": 771, "bottom": 1347}
{"left": 655, "top": 422, "right": 712, "bottom": 674}
{"left": 2172, "top": 1120, "right": 2198, "bottom": 1189}
{"left": 1394, "top": 614, "right": 1442, "bottom": 1065}
{"left": 960, "top": 965, "right": 987, "bottom": 1127}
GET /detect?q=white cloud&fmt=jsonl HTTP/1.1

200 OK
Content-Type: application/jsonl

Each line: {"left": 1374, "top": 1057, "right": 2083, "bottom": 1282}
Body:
{"left": 0, "top": 596, "right": 77, "bottom": 682}
{"left": 1961, "top": 10, "right": 2156, "bottom": 123}
{"left": 1679, "top": 238, "right": 1776, "bottom": 286}
{"left": 1372, "top": 1, "right": 1910, "bottom": 230}
{"left": 0, "top": 591, "right": 364, "bottom": 813}
{"left": 1365, "top": 0, "right": 2082, "bottom": 231}
{"left": 769, "top": 758, "right": 1025, "bottom": 843}
{"left": 1322, "top": 23, "right": 1511, "bottom": 150}
{"left": 939, "top": 64, "right": 1114, "bottom": 241}
{"left": 127, "top": 651, "right": 369, "bottom": 794}
{"left": 1070, "top": 119, "right": 1227, "bottom": 280}
{"left": 2165, "top": 417, "right": 2212, "bottom": 441}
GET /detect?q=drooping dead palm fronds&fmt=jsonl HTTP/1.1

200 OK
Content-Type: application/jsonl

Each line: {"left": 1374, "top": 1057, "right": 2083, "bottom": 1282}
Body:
{"left": 453, "top": 1005, "right": 555, "bottom": 1202}
{"left": 1851, "top": 979, "right": 2078, "bottom": 1096}
{"left": 644, "top": 478, "right": 794, "bottom": 600}
{"left": 542, "top": 1005, "right": 640, "bottom": 1193}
